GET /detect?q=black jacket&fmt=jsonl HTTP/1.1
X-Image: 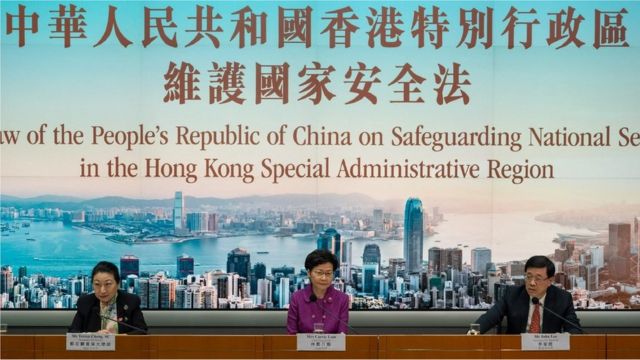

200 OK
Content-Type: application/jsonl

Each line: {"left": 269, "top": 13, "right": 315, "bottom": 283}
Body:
{"left": 475, "top": 285, "right": 582, "bottom": 334}
{"left": 69, "top": 290, "right": 148, "bottom": 334}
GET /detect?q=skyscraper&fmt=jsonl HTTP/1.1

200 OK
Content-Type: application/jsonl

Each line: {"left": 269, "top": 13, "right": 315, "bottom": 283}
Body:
{"left": 404, "top": 198, "right": 424, "bottom": 273}
{"left": 257, "top": 278, "right": 273, "bottom": 306}
{"left": 317, "top": 228, "right": 342, "bottom": 263}
{"left": 1, "top": 266, "right": 13, "bottom": 296}
{"left": 279, "top": 277, "right": 290, "bottom": 307}
{"left": 388, "top": 258, "right": 406, "bottom": 280}
{"left": 160, "top": 279, "right": 176, "bottom": 309}
{"left": 471, "top": 247, "right": 492, "bottom": 274}
{"left": 634, "top": 217, "right": 639, "bottom": 255}
{"left": 362, "top": 243, "right": 381, "bottom": 294}
{"left": 120, "top": 255, "right": 139, "bottom": 279}
{"left": 176, "top": 254, "right": 195, "bottom": 278}
{"left": 18, "top": 266, "right": 27, "bottom": 280}
{"left": 208, "top": 213, "right": 218, "bottom": 232}
{"left": 363, "top": 244, "right": 381, "bottom": 268}
{"left": 251, "top": 262, "right": 266, "bottom": 294}
{"left": 445, "top": 248, "right": 463, "bottom": 272}
{"left": 186, "top": 212, "right": 208, "bottom": 232}
{"left": 341, "top": 241, "right": 353, "bottom": 282}
{"left": 173, "top": 191, "right": 185, "bottom": 234}
{"left": 609, "top": 223, "right": 631, "bottom": 281}
{"left": 590, "top": 245, "right": 605, "bottom": 268}
{"left": 635, "top": 217, "right": 640, "bottom": 285}
{"left": 227, "top": 248, "right": 251, "bottom": 283}
{"left": 362, "top": 263, "right": 378, "bottom": 295}
{"left": 373, "top": 209, "right": 384, "bottom": 231}
{"left": 609, "top": 223, "right": 631, "bottom": 258}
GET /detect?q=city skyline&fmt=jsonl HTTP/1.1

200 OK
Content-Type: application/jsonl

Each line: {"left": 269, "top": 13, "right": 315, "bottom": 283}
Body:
{"left": 2, "top": 192, "right": 639, "bottom": 310}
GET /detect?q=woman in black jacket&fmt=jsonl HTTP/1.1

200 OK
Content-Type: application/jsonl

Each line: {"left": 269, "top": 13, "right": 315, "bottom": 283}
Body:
{"left": 69, "top": 261, "right": 147, "bottom": 334}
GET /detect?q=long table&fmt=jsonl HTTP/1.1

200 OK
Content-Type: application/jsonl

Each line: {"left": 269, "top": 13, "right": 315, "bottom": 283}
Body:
{"left": 1, "top": 334, "right": 639, "bottom": 358}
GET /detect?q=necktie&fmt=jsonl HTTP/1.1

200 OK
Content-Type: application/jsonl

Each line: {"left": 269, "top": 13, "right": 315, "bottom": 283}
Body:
{"left": 529, "top": 303, "right": 541, "bottom": 333}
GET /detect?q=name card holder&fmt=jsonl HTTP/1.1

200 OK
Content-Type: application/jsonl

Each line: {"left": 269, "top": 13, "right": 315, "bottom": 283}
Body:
{"left": 66, "top": 333, "right": 116, "bottom": 351}
{"left": 521, "top": 333, "right": 570, "bottom": 351}
{"left": 296, "top": 333, "right": 346, "bottom": 351}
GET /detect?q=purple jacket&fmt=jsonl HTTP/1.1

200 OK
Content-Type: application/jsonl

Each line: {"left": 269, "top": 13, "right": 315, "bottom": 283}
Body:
{"left": 287, "top": 285, "right": 350, "bottom": 334}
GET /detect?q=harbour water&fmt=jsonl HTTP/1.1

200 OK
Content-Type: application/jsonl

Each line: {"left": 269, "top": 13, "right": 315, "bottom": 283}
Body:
{"left": 0, "top": 212, "right": 598, "bottom": 277}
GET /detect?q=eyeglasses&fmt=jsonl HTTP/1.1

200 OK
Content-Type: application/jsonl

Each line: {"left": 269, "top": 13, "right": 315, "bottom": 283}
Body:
{"left": 311, "top": 270, "right": 334, "bottom": 278}
{"left": 525, "top": 274, "right": 549, "bottom": 283}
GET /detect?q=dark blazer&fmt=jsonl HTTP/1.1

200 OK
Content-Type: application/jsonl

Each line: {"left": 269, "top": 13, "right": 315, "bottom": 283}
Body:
{"left": 475, "top": 285, "right": 582, "bottom": 334}
{"left": 69, "top": 290, "right": 148, "bottom": 334}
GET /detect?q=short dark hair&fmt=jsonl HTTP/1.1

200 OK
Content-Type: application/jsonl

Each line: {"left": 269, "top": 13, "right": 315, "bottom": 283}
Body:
{"left": 525, "top": 255, "right": 555, "bottom": 278}
{"left": 91, "top": 261, "right": 120, "bottom": 284}
{"left": 305, "top": 249, "right": 339, "bottom": 271}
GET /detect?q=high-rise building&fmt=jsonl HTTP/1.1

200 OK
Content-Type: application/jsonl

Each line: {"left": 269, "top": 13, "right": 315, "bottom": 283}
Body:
{"left": 1, "top": 266, "right": 13, "bottom": 296}
{"left": 404, "top": 198, "right": 424, "bottom": 273}
{"left": 176, "top": 254, "right": 195, "bottom": 278}
{"left": 341, "top": 241, "right": 353, "bottom": 282}
{"left": 633, "top": 217, "right": 639, "bottom": 255}
{"left": 279, "top": 277, "right": 290, "bottom": 307}
{"left": 175, "top": 285, "right": 188, "bottom": 309}
{"left": 609, "top": 223, "right": 631, "bottom": 281}
{"left": 17, "top": 266, "right": 27, "bottom": 280}
{"left": 635, "top": 217, "right": 640, "bottom": 284}
{"left": 148, "top": 279, "right": 160, "bottom": 309}
{"left": 428, "top": 247, "right": 443, "bottom": 272}
{"left": 363, "top": 244, "right": 381, "bottom": 267}
{"left": 373, "top": 209, "right": 384, "bottom": 231}
{"left": 251, "top": 262, "right": 267, "bottom": 294}
{"left": 388, "top": 258, "right": 406, "bottom": 280}
{"left": 227, "top": 248, "right": 251, "bottom": 283}
{"left": 590, "top": 245, "right": 605, "bottom": 268}
{"left": 173, "top": 191, "right": 185, "bottom": 234}
{"left": 586, "top": 264, "right": 599, "bottom": 291}
{"left": 120, "top": 255, "right": 139, "bottom": 279}
{"left": 471, "top": 247, "right": 491, "bottom": 274}
{"left": 203, "top": 286, "right": 217, "bottom": 309}
{"left": 160, "top": 279, "right": 176, "bottom": 309}
{"left": 257, "top": 278, "right": 273, "bottom": 305}
{"left": 362, "top": 263, "right": 379, "bottom": 295}
{"left": 208, "top": 213, "right": 218, "bottom": 232}
{"left": 137, "top": 278, "right": 149, "bottom": 308}
{"left": 609, "top": 223, "right": 631, "bottom": 258}
{"left": 271, "top": 265, "right": 295, "bottom": 277}
{"left": 508, "top": 261, "right": 525, "bottom": 277}
{"left": 186, "top": 212, "right": 208, "bottom": 232}
{"left": 445, "top": 248, "right": 463, "bottom": 271}
{"left": 317, "top": 228, "right": 342, "bottom": 263}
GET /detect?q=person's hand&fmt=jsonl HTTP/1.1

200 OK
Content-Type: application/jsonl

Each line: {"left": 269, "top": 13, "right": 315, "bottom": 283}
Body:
{"left": 96, "top": 329, "right": 111, "bottom": 334}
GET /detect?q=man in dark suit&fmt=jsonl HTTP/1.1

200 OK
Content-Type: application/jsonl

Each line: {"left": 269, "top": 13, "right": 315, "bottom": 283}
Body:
{"left": 474, "top": 255, "right": 582, "bottom": 334}
{"left": 69, "top": 261, "right": 147, "bottom": 334}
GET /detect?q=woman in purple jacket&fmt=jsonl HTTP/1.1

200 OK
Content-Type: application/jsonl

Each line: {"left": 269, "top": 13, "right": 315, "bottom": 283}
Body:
{"left": 287, "top": 249, "right": 350, "bottom": 334}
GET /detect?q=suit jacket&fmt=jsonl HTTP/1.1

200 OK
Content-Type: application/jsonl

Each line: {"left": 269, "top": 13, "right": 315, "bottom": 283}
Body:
{"left": 69, "top": 290, "right": 148, "bottom": 334}
{"left": 287, "top": 285, "right": 350, "bottom": 334}
{"left": 475, "top": 285, "right": 582, "bottom": 334}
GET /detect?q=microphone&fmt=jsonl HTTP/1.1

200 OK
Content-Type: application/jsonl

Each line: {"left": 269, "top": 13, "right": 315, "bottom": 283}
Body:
{"left": 94, "top": 306, "right": 148, "bottom": 334}
{"left": 531, "top": 297, "right": 585, "bottom": 334}
{"left": 309, "top": 294, "right": 359, "bottom": 334}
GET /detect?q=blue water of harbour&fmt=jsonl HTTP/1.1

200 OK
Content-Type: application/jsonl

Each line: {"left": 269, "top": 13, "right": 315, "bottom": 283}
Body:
{"left": 0, "top": 213, "right": 596, "bottom": 278}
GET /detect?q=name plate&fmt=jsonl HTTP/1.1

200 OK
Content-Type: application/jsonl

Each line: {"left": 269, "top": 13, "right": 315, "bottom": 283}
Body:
{"left": 296, "top": 333, "right": 346, "bottom": 351}
{"left": 521, "top": 333, "right": 570, "bottom": 351}
{"left": 66, "top": 333, "right": 115, "bottom": 351}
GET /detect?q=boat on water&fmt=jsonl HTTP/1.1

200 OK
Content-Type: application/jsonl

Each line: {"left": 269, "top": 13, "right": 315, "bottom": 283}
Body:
{"left": 26, "top": 238, "right": 36, "bottom": 241}
{"left": 257, "top": 251, "right": 269, "bottom": 254}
